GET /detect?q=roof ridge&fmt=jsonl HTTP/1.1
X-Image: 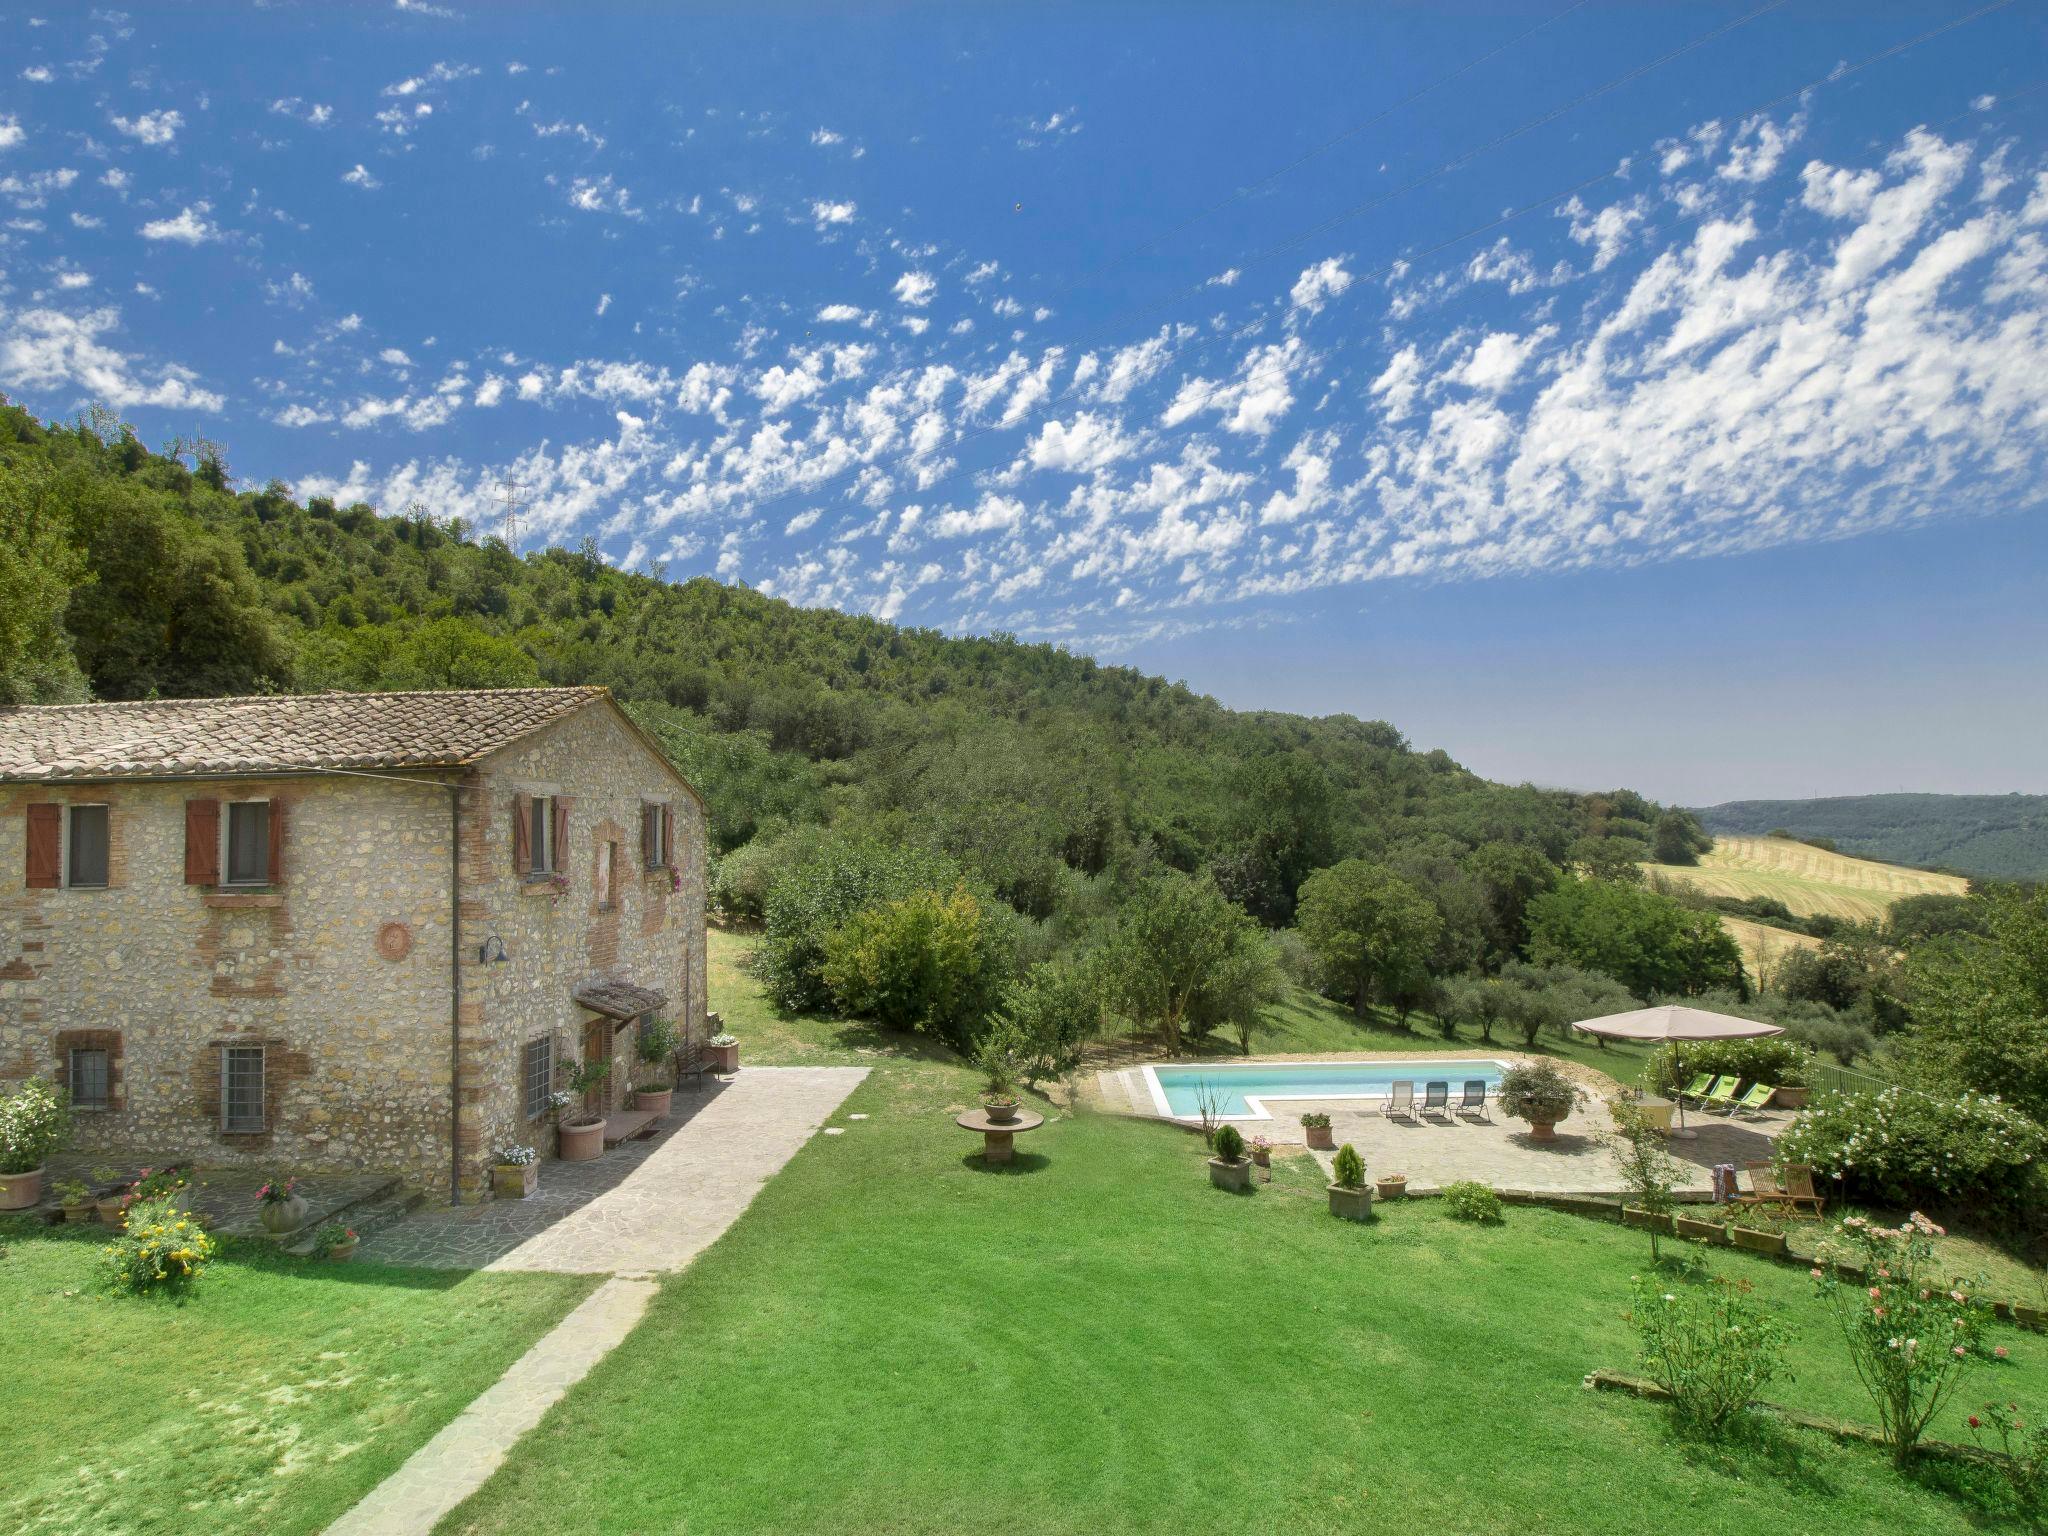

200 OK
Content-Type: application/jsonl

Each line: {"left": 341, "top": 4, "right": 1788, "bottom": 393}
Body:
{"left": 4, "top": 685, "right": 607, "bottom": 715}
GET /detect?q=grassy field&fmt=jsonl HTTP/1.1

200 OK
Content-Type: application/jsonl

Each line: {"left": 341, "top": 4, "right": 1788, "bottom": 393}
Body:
{"left": 443, "top": 1052, "right": 2048, "bottom": 1534}
{"left": 0, "top": 1228, "right": 592, "bottom": 1536}
{"left": 1643, "top": 834, "right": 1967, "bottom": 924}
{"left": 1716, "top": 913, "right": 1823, "bottom": 978}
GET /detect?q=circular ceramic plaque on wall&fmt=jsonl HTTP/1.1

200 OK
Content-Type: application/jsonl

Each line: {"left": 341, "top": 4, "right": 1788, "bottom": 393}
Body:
{"left": 376, "top": 921, "right": 414, "bottom": 962}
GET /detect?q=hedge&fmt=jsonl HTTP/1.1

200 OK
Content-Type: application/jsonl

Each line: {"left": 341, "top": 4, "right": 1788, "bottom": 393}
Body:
{"left": 1644, "top": 1036, "right": 1814, "bottom": 1097}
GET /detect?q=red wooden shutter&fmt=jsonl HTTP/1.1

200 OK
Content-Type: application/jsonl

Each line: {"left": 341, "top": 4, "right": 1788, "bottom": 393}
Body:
{"left": 661, "top": 804, "right": 675, "bottom": 870}
{"left": 184, "top": 799, "right": 220, "bottom": 885}
{"left": 512, "top": 794, "right": 531, "bottom": 875}
{"left": 552, "top": 798, "right": 571, "bottom": 876}
{"left": 25, "top": 803, "right": 61, "bottom": 888}
{"left": 266, "top": 799, "right": 286, "bottom": 886}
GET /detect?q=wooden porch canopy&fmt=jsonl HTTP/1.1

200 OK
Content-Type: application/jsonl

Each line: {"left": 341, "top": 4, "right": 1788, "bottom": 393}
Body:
{"left": 573, "top": 978, "right": 668, "bottom": 1022}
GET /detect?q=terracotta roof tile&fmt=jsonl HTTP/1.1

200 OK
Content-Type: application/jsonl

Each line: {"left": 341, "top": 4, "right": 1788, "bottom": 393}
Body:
{"left": 0, "top": 687, "right": 609, "bottom": 782}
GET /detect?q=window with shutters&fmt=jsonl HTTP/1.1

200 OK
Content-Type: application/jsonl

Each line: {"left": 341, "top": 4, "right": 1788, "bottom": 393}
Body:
{"left": 223, "top": 801, "right": 270, "bottom": 886}
{"left": 641, "top": 803, "right": 667, "bottom": 869}
{"left": 523, "top": 1035, "right": 554, "bottom": 1119}
{"left": 66, "top": 804, "right": 109, "bottom": 888}
{"left": 69, "top": 1047, "right": 110, "bottom": 1111}
{"left": 222, "top": 1046, "right": 266, "bottom": 1132}
{"left": 527, "top": 795, "right": 555, "bottom": 876}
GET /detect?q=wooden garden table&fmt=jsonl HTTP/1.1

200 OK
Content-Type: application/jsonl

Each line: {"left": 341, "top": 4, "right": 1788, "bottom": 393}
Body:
{"left": 955, "top": 1107, "right": 1044, "bottom": 1164}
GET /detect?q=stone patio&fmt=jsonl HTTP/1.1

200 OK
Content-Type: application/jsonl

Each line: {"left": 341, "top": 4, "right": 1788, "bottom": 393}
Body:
{"left": 358, "top": 1065, "right": 868, "bottom": 1274}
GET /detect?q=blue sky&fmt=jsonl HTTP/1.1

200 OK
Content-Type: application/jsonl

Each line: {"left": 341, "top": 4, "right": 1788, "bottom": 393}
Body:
{"left": 3, "top": 2, "right": 2046, "bottom": 805}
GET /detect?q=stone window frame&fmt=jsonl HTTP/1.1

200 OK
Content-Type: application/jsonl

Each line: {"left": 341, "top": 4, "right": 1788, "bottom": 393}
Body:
{"left": 221, "top": 799, "right": 272, "bottom": 888}
{"left": 54, "top": 1029, "right": 123, "bottom": 1113}
{"left": 64, "top": 803, "right": 111, "bottom": 889}
{"left": 522, "top": 1034, "right": 555, "bottom": 1121}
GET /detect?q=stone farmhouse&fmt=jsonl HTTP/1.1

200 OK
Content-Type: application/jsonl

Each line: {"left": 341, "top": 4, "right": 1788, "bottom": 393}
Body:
{"left": 0, "top": 687, "right": 707, "bottom": 1202}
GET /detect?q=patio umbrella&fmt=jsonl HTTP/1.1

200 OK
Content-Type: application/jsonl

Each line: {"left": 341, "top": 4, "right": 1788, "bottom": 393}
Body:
{"left": 1569, "top": 1004, "right": 1784, "bottom": 1139}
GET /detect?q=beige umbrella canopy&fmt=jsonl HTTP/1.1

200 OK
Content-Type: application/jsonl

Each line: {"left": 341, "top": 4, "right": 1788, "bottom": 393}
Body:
{"left": 1570, "top": 1004, "right": 1785, "bottom": 1137}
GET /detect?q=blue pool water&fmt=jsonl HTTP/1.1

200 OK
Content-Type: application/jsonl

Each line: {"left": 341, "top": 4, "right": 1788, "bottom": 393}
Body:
{"left": 1147, "top": 1059, "right": 1508, "bottom": 1118}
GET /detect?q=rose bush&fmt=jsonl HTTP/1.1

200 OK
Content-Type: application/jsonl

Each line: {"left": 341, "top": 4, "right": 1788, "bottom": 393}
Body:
{"left": 1777, "top": 1087, "right": 2045, "bottom": 1216}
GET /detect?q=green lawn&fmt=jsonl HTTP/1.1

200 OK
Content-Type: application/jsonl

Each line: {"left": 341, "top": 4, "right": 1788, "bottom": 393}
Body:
{"left": 0, "top": 1225, "right": 592, "bottom": 1536}
{"left": 443, "top": 967, "right": 2048, "bottom": 1534}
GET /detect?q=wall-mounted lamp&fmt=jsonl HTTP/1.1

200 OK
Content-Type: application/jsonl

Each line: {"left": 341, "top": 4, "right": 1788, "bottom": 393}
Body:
{"left": 478, "top": 934, "right": 510, "bottom": 965}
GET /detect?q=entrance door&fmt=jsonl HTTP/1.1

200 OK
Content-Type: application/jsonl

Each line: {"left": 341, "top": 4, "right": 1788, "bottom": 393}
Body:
{"left": 583, "top": 1020, "right": 612, "bottom": 1117}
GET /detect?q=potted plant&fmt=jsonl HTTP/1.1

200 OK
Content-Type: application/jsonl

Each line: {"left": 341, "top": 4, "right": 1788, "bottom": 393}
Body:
{"left": 1729, "top": 1212, "right": 1790, "bottom": 1257}
{"left": 257, "top": 1174, "right": 310, "bottom": 1235}
{"left": 708, "top": 1028, "right": 740, "bottom": 1074}
{"left": 1375, "top": 1171, "right": 1408, "bottom": 1201}
{"left": 53, "top": 1178, "right": 94, "bottom": 1223}
{"left": 633, "top": 1018, "right": 677, "bottom": 1114}
{"left": 92, "top": 1165, "right": 126, "bottom": 1225}
{"left": 1674, "top": 1210, "right": 1731, "bottom": 1244}
{"left": 1300, "top": 1110, "right": 1334, "bottom": 1151}
{"left": 314, "top": 1223, "right": 359, "bottom": 1262}
{"left": 976, "top": 1028, "right": 1023, "bottom": 1125}
{"left": 1328, "top": 1142, "right": 1372, "bottom": 1222}
{"left": 558, "top": 1059, "right": 612, "bottom": 1162}
{"left": 0, "top": 1077, "right": 71, "bottom": 1211}
{"left": 492, "top": 1143, "right": 540, "bottom": 1199}
{"left": 1498, "top": 1060, "right": 1582, "bottom": 1142}
{"left": 1248, "top": 1134, "right": 1273, "bottom": 1175}
{"left": 1208, "top": 1123, "right": 1252, "bottom": 1192}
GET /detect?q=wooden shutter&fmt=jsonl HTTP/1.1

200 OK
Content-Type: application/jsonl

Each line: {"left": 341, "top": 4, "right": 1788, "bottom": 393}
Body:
{"left": 661, "top": 804, "right": 675, "bottom": 871}
{"left": 25, "top": 803, "right": 61, "bottom": 888}
{"left": 184, "top": 799, "right": 220, "bottom": 885}
{"left": 552, "top": 797, "right": 571, "bottom": 877}
{"left": 512, "top": 793, "right": 531, "bottom": 875}
{"left": 265, "top": 799, "right": 286, "bottom": 886}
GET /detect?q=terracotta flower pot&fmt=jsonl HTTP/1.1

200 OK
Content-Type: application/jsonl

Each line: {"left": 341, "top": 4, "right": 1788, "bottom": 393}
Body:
{"left": 325, "top": 1238, "right": 359, "bottom": 1263}
{"left": 96, "top": 1196, "right": 126, "bottom": 1226}
{"left": 709, "top": 1042, "right": 740, "bottom": 1073}
{"left": 1208, "top": 1156, "right": 1252, "bottom": 1192}
{"left": 1304, "top": 1124, "right": 1334, "bottom": 1150}
{"left": 559, "top": 1117, "right": 605, "bottom": 1162}
{"left": 1771, "top": 1086, "right": 1810, "bottom": 1110}
{"left": 259, "top": 1194, "right": 311, "bottom": 1235}
{"left": 1376, "top": 1177, "right": 1408, "bottom": 1201}
{"left": 632, "top": 1087, "right": 673, "bottom": 1116}
{"left": 1250, "top": 1147, "right": 1271, "bottom": 1168}
{"left": 1327, "top": 1183, "right": 1373, "bottom": 1222}
{"left": 493, "top": 1162, "right": 539, "bottom": 1199}
{"left": 0, "top": 1167, "right": 45, "bottom": 1211}
{"left": 62, "top": 1201, "right": 95, "bottom": 1224}
{"left": 1525, "top": 1120, "right": 1558, "bottom": 1143}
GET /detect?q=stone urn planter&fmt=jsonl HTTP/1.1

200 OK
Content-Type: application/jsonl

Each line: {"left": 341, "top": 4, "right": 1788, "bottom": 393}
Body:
{"left": 1623, "top": 1206, "right": 1676, "bottom": 1235}
{"left": 1499, "top": 1061, "right": 1582, "bottom": 1146}
{"left": 1375, "top": 1174, "right": 1408, "bottom": 1202}
{"left": 631, "top": 1086, "right": 673, "bottom": 1116}
{"left": 259, "top": 1193, "right": 311, "bottom": 1235}
{"left": 709, "top": 1039, "right": 740, "bottom": 1073}
{"left": 559, "top": 1116, "right": 605, "bottom": 1162}
{"left": 983, "top": 1096, "right": 1021, "bottom": 1125}
{"left": 0, "top": 1168, "right": 45, "bottom": 1212}
{"left": 493, "top": 1161, "right": 539, "bottom": 1199}
{"left": 1674, "top": 1213, "right": 1731, "bottom": 1245}
{"left": 1327, "top": 1183, "right": 1373, "bottom": 1222}
{"left": 1730, "top": 1225, "right": 1789, "bottom": 1257}
{"left": 1301, "top": 1114, "right": 1334, "bottom": 1150}
{"left": 1771, "top": 1086, "right": 1810, "bottom": 1110}
{"left": 1208, "top": 1156, "right": 1252, "bottom": 1192}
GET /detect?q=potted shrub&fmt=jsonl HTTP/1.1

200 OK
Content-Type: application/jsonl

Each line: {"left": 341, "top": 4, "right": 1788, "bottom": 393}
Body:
{"left": 0, "top": 1077, "right": 71, "bottom": 1211}
{"left": 1248, "top": 1134, "right": 1273, "bottom": 1176}
{"left": 1301, "top": 1111, "right": 1334, "bottom": 1150}
{"left": 1208, "top": 1123, "right": 1252, "bottom": 1192}
{"left": 708, "top": 1029, "right": 740, "bottom": 1074}
{"left": 1328, "top": 1142, "right": 1372, "bottom": 1221}
{"left": 633, "top": 1017, "right": 677, "bottom": 1114}
{"left": 257, "top": 1174, "right": 310, "bottom": 1235}
{"left": 1375, "top": 1171, "right": 1408, "bottom": 1201}
{"left": 558, "top": 1059, "right": 612, "bottom": 1162}
{"left": 1498, "top": 1060, "right": 1582, "bottom": 1142}
{"left": 92, "top": 1165, "right": 126, "bottom": 1225}
{"left": 492, "top": 1143, "right": 540, "bottom": 1199}
{"left": 976, "top": 1028, "right": 1023, "bottom": 1125}
{"left": 314, "top": 1223, "right": 359, "bottom": 1262}
{"left": 53, "top": 1178, "right": 95, "bottom": 1223}
{"left": 1729, "top": 1209, "right": 1790, "bottom": 1256}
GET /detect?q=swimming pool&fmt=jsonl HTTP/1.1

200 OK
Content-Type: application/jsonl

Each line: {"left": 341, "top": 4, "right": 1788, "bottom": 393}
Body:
{"left": 1144, "top": 1059, "right": 1510, "bottom": 1120}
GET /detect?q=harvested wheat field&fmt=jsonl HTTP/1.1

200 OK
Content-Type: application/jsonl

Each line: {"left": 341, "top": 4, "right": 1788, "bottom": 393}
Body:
{"left": 1643, "top": 833, "right": 1966, "bottom": 924}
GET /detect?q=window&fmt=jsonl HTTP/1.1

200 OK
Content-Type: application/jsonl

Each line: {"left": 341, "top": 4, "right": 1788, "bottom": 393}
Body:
{"left": 641, "top": 803, "right": 669, "bottom": 869}
{"left": 527, "top": 795, "right": 554, "bottom": 876}
{"left": 222, "top": 1045, "right": 265, "bottom": 1132}
{"left": 69, "top": 1047, "right": 110, "bottom": 1110}
{"left": 598, "top": 840, "right": 616, "bottom": 910}
{"left": 224, "top": 802, "right": 270, "bottom": 886}
{"left": 523, "top": 1036, "right": 554, "bottom": 1119}
{"left": 66, "top": 804, "right": 109, "bottom": 888}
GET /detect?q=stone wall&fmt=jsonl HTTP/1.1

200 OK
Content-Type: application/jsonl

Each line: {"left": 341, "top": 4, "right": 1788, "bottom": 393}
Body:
{"left": 0, "top": 773, "right": 459, "bottom": 1185}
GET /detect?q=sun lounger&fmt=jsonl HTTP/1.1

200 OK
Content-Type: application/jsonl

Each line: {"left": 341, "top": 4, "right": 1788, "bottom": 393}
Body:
{"left": 1456, "top": 1080, "right": 1490, "bottom": 1120}
{"left": 1726, "top": 1082, "right": 1776, "bottom": 1119}
{"left": 1677, "top": 1073, "right": 1716, "bottom": 1105}
{"left": 1699, "top": 1078, "right": 1742, "bottom": 1113}
{"left": 1418, "top": 1081, "right": 1451, "bottom": 1119}
{"left": 1381, "top": 1080, "right": 1416, "bottom": 1119}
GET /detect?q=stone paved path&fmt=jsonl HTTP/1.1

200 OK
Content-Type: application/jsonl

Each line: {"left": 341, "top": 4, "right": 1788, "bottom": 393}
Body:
{"left": 324, "top": 1066, "right": 867, "bottom": 1536}
{"left": 359, "top": 1066, "right": 868, "bottom": 1273}
{"left": 324, "top": 1276, "right": 657, "bottom": 1536}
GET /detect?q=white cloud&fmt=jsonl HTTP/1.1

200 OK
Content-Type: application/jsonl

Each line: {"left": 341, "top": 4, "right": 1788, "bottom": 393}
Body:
{"left": 595, "top": 292, "right": 612, "bottom": 317}
{"left": 20, "top": 66, "right": 53, "bottom": 84}
{"left": 816, "top": 303, "right": 869, "bottom": 324}
{"left": 0, "top": 305, "right": 224, "bottom": 411}
{"left": 341, "top": 163, "right": 381, "bottom": 190}
{"left": 1206, "top": 268, "right": 1240, "bottom": 287}
{"left": 1023, "top": 411, "right": 1134, "bottom": 473}
{"left": 1719, "top": 113, "right": 1802, "bottom": 184}
{"left": 274, "top": 403, "right": 330, "bottom": 427}
{"left": 810, "top": 198, "right": 856, "bottom": 229}
{"left": 809, "top": 128, "right": 843, "bottom": 147}
{"left": 0, "top": 116, "right": 27, "bottom": 151}
{"left": 111, "top": 109, "right": 183, "bottom": 146}
{"left": 893, "top": 270, "right": 936, "bottom": 307}
{"left": 269, "top": 97, "right": 334, "bottom": 127}
{"left": 1288, "top": 257, "right": 1352, "bottom": 316}
{"left": 1455, "top": 329, "right": 1548, "bottom": 393}
{"left": 565, "top": 174, "right": 637, "bottom": 217}
{"left": 138, "top": 202, "right": 218, "bottom": 244}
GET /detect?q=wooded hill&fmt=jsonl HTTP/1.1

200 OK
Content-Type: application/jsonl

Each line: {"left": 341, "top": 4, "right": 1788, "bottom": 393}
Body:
{"left": 0, "top": 398, "right": 1687, "bottom": 919}
{"left": 1694, "top": 794, "right": 2048, "bottom": 882}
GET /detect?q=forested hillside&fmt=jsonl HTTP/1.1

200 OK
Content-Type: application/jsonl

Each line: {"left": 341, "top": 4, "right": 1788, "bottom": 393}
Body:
{"left": 1695, "top": 795, "right": 2048, "bottom": 881}
{"left": 0, "top": 397, "right": 1680, "bottom": 913}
